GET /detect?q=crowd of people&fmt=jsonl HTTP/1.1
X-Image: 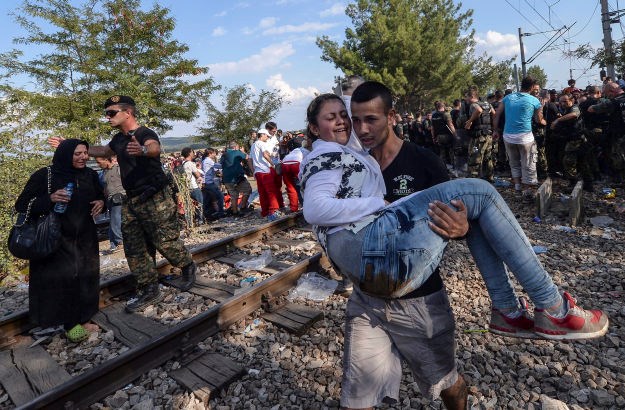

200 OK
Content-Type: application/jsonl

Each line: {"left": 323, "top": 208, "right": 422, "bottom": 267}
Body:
{"left": 15, "top": 75, "right": 616, "bottom": 408}
{"left": 392, "top": 76, "right": 625, "bottom": 200}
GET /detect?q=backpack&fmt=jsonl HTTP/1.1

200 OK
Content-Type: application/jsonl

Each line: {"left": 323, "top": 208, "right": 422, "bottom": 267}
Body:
{"left": 173, "top": 160, "right": 187, "bottom": 175}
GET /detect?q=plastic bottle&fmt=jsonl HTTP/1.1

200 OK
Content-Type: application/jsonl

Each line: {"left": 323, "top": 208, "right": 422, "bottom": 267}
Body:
{"left": 54, "top": 183, "right": 74, "bottom": 213}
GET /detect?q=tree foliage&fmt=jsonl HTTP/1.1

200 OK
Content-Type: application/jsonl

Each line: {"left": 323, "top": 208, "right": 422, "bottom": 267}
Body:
{"left": 527, "top": 65, "right": 548, "bottom": 89}
{"left": 471, "top": 54, "right": 516, "bottom": 94}
{"left": 317, "top": 0, "right": 474, "bottom": 110}
{"left": 0, "top": 0, "right": 217, "bottom": 279}
{"left": 0, "top": 0, "right": 217, "bottom": 142}
{"left": 197, "top": 85, "right": 284, "bottom": 148}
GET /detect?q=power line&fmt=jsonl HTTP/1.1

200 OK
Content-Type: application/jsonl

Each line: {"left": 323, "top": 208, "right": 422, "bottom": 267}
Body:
{"left": 568, "top": 0, "right": 600, "bottom": 38}
{"left": 524, "top": 0, "right": 557, "bottom": 29}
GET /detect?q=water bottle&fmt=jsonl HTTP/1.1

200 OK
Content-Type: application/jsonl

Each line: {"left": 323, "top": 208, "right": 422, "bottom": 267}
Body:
{"left": 54, "top": 182, "right": 74, "bottom": 213}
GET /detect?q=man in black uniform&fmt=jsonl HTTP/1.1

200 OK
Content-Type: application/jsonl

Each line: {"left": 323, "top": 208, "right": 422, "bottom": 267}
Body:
{"left": 431, "top": 101, "right": 457, "bottom": 169}
{"left": 578, "top": 85, "right": 608, "bottom": 179}
{"left": 50, "top": 95, "right": 197, "bottom": 312}
{"left": 589, "top": 81, "right": 625, "bottom": 182}
{"left": 543, "top": 89, "right": 563, "bottom": 177}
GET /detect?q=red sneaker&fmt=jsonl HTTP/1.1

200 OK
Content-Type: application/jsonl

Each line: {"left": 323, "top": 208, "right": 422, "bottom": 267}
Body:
{"left": 534, "top": 292, "right": 609, "bottom": 340}
{"left": 489, "top": 297, "right": 536, "bottom": 339}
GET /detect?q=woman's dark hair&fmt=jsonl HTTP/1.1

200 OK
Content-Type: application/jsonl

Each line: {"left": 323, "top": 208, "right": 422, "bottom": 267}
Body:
{"left": 305, "top": 93, "right": 345, "bottom": 142}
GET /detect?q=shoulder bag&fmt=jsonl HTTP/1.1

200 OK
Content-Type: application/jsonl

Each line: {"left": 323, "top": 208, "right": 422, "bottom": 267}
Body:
{"left": 8, "top": 167, "right": 62, "bottom": 260}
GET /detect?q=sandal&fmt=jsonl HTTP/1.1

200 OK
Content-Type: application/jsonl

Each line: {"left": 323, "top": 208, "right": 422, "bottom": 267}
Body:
{"left": 65, "top": 324, "right": 89, "bottom": 343}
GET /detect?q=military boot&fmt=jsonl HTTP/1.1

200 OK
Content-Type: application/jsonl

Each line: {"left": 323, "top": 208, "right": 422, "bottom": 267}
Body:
{"left": 125, "top": 283, "right": 163, "bottom": 313}
{"left": 179, "top": 262, "right": 197, "bottom": 291}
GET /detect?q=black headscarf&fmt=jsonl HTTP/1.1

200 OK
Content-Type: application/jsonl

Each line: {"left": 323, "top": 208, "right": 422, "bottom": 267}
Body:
{"left": 51, "top": 138, "right": 89, "bottom": 187}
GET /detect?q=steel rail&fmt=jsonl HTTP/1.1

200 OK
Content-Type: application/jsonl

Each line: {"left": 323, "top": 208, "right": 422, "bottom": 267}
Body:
{"left": 18, "top": 252, "right": 329, "bottom": 409}
{"left": 0, "top": 214, "right": 304, "bottom": 347}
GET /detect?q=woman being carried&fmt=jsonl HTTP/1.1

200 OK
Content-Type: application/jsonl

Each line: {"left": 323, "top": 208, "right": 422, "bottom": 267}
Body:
{"left": 300, "top": 92, "right": 608, "bottom": 341}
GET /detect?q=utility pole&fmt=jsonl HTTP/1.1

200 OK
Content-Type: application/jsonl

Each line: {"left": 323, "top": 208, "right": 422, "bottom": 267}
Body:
{"left": 518, "top": 27, "right": 527, "bottom": 77}
{"left": 601, "top": 0, "right": 616, "bottom": 79}
{"left": 513, "top": 63, "right": 520, "bottom": 90}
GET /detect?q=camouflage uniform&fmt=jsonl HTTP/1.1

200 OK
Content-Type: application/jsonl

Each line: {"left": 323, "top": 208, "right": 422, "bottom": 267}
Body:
{"left": 554, "top": 104, "right": 592, "bottom": 184}
{"left": 588, "top": 94, "right": 625, "bottom": 181}
{"left": 467, "top": 100, "right": 494, "bottom": 181}
{"left": 122, "top": 185, "right": 192, "bottom": 287}
{"left": 532, "top": 116, "right": 548, "bottom": 178}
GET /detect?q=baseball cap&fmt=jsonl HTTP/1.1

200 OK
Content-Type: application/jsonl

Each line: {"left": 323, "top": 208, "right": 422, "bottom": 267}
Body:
{"left": 257, "top": 128, "right": 270, "bottom": 135}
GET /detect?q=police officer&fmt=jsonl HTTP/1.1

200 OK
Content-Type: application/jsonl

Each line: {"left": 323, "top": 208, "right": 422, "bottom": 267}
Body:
{"left": 431, "top": 101, "right": 457, "bottom": 169}
{"left": 551, "top": 94, "right": 593, "bottom": 190}
{"left": 579, "top": 85, "right": 609, "bottom": 179}
{"left": 464, "top": 89, "right": 495, "bottom": 182}
{"left": 50, "top": 95, "right": 197, "bottom": 312}
{"left": 589, "top": 81, "right": 625, "bottom": 182}
{"left": 530, "top": 85, "right": 548, "bottom": 179}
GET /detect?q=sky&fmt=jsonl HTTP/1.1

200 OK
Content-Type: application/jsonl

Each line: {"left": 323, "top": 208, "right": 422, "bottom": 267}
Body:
{"left": 0, "top": 0, "right": 617, "bottom": 137}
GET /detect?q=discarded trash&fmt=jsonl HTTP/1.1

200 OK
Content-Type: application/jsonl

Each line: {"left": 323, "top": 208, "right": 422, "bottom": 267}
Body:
{"left": 493, "top": 178, "right": 511, "bottom": 188}
{"left": 602, "top": 187, "right": 616, "bottom": 199}
{"left": 532, "top": 245, "right": 548, "bottom": 254}
{"left": 243, "top": 318, "right": 261, "bottom": 335}
{"left": 240, "top": 276, "right": 258, "bottom": 288}
{"left": 615, "top": 203, "right": 625, "bottom": 213}
{"left": 532, "top": 216, "right": 541, "bottom": 223}
{"left": 464, "top": 328, "right": 489, "bottom": 333}
{"left": 248, "top": 369, "right": 260, "bottom": 376}
{"left": 590, "top": 215, "right": 614, "bottom": 227}
{"left": 560, "top": 194, "right": 570, "bottom": 204}
{"left": 554, "top": 225, "right": 576, "bottom": 233}
{"left": 288, "top": 272, "right": 338, "bottom": 301}
{"left": 234, "top": 250, "right": 272, "bottom": 270}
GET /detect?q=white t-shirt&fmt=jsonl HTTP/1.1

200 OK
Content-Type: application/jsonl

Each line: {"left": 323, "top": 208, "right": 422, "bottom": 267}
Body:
{"left": 265, "top": 135, "right": 280, "bottom": 164}
{"left": 183, "top": 160, "right": 199, "bottom": 189}
{"left": 282, "top": 147, "right": 309, "bottom": 163}
{"left": 250, "top": 140, "right": 271, "bottom": 174}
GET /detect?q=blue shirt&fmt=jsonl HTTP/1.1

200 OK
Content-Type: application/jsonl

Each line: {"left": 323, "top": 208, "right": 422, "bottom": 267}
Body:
{"left": 502, "top": 92, "right": 541, "bottom": 134}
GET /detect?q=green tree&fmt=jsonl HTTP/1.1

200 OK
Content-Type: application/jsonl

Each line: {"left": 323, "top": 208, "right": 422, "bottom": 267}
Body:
{"left": 527, "top": 65, "right": 548, "bottom": 88}
{"left": 197, "top": 85, "right": 284, "bottom": 148}
{"left": 0, "top": 0, "right": 217, "bottom": 279}
{"left": 317, "top": 0, "right": 474, "bottom": 110}
{"left": 471, "top": 54, "right": 516, "bottom": 94}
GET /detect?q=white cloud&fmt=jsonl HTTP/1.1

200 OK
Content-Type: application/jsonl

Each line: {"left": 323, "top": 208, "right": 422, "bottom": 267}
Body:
{"left": 474, "top": 31, "right": 519, "bottom": 58}
{"left": 212, "top": 27, "right": 226, "bottom": 37}
{"left": 266, "top": 74, "right": 319, "bottom": 102}
{"left": 260, "top": 17, "right": 278, "bottom": 28}
{"left": 265, "top": 22, "right": 337, "bottom": 35}
{"left": 320, "top": 3, "right": 345, "bottom": 18}
{"left": 208, "top": 43, "right": 295, "bottom": 76}
{"left": 214, "top": 10, "right": 227, "bottom": 17}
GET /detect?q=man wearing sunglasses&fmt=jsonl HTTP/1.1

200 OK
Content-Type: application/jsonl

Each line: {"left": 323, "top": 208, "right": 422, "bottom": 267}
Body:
{"left": 49, "top": 95, "right": 196, "bottom": 312}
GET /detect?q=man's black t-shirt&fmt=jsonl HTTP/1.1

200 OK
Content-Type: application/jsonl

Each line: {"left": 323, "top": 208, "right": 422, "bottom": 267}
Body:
{"left": 108, "top": 126, "right": 167, "bottom": 193}
{"left": 382, "top": 141, "right": 450, "bottom": 202}
{"left": 381, "top": 141, "right": 450, "bottom": 296}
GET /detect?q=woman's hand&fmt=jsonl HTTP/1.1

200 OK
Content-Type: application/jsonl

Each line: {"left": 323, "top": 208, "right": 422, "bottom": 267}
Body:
{"left": 48, "top": 136, "right": 65, "bottom": 149}
{"left": 50, "top": 188, "right": 71, "bottom": 204}
{"left": 90, "top": 200, "right": 105, "bottom": 216}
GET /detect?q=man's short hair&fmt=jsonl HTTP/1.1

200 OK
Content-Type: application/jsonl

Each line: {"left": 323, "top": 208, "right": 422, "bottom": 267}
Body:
{"left": 265, "top": 121, "right": 277, "bottom": 130}
{"left": 587, "top": 85, "right": 601, "bottom": 94}
{"left": 351, "top": 81, "right": 393, "bottom": 114}
{"left": 181, "top": 147, "right": 193, "bottom": 158}
{"left": 520, "top": 76, "right": 537, "bottom": 92}
{"left": 435, "top": 101, "right": 445, "bottom": 110}
{"left": 229, "top": 141, "right": 239, "bottom": 149}
{"left": 568, "top": 79, "right": 576, "bottom": 86}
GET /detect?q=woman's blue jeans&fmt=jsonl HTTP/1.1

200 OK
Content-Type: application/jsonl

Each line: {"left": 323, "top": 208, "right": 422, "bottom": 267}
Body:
{"left": 360, "top": 178, "right": 560, "bottom": 310}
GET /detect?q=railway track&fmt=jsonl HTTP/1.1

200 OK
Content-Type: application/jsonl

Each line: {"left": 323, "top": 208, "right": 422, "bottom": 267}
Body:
{"left": 0, "top": 212, "right": 333, "bottom": 409}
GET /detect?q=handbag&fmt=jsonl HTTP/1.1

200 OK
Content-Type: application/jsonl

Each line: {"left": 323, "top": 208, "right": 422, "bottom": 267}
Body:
{"left": 7, "top": 167, "right": 62, "bottom": 260}
{"left": 109, "top": 192, "right": 126, "bottom": 205}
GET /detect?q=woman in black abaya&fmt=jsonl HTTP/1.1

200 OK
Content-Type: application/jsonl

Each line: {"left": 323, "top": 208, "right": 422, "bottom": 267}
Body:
{"left": 15, "top": 139, "right": 105, "bottom": 342}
